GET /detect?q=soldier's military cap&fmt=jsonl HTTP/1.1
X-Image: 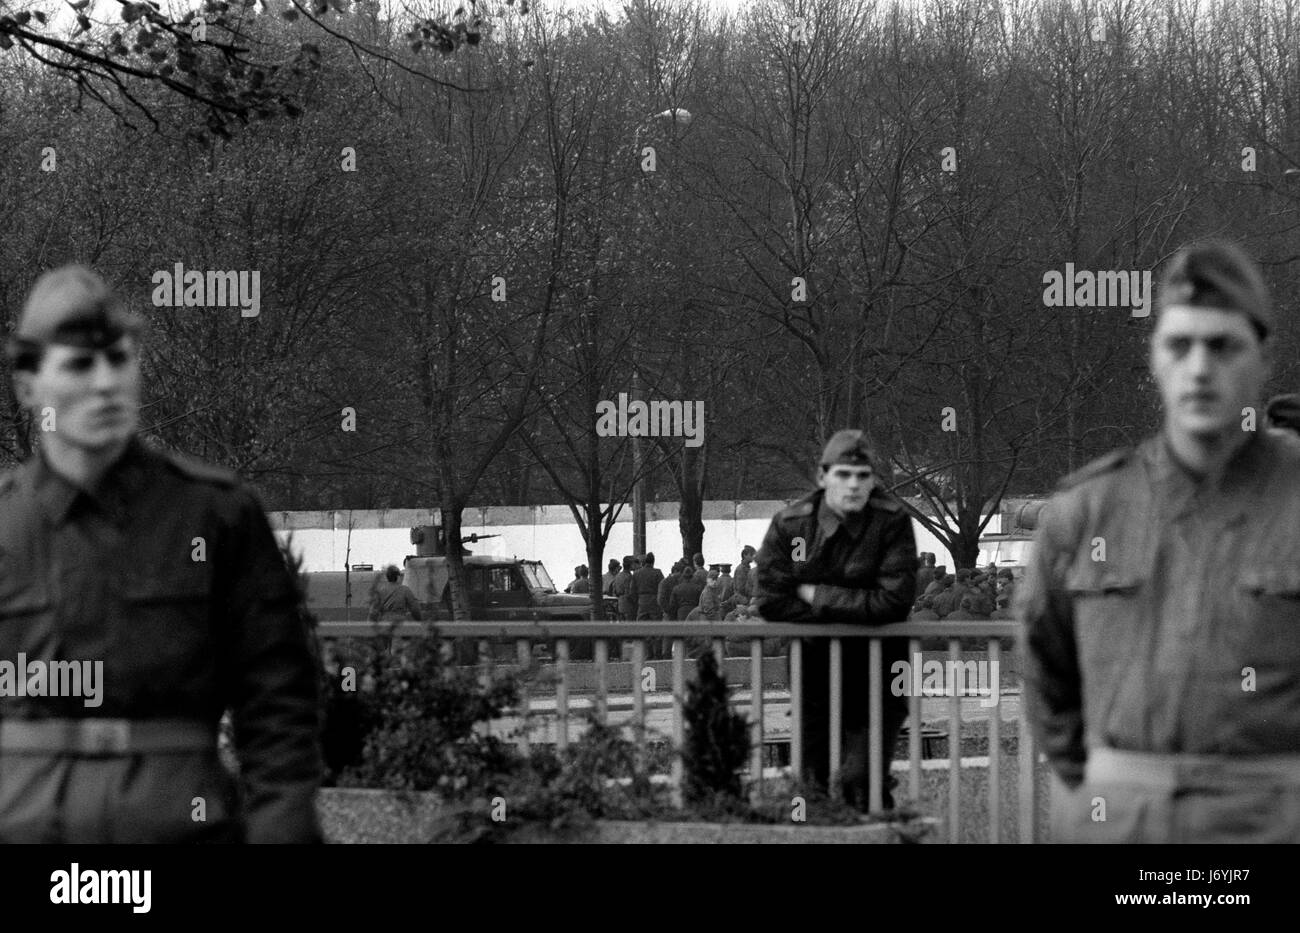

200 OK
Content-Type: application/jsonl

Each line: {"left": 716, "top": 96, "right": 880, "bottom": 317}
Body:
{"left": 9, "top": 264, "right": 143, "bottom": 355}
{"left": 820, "top": 429, "right": 876, "bottom": 468}
{"left": 1156, "top": 239, "right": 1274, "bottom": 337}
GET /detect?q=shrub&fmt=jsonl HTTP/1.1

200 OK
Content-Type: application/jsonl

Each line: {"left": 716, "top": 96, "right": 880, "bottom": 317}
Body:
{"left": 332, "top": 630, "right": 522, "bottom": 794}
{"left": 681, "top": 650, "right": 751, "bottom": 809}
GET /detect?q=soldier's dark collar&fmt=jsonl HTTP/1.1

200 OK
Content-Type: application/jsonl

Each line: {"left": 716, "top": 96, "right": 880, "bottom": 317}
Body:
{"left": 32, "top": 436, "right": 153, "bottom": 526}
{"left": 816, "top": 492, "right": 870, "bottom": 540}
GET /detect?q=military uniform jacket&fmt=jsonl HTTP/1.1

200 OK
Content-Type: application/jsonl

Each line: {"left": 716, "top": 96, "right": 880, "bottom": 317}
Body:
{"left": 0, "top": 439, "right": 322, "bottom": 842}
{"left": 755, "top": 488, "right": 917, "bottom": 626}
{"left": 1017, "top": 430, "right": 1300, "bottom": 789}
{"left": 629, "top": 566, "right": 665, "bottom": 616}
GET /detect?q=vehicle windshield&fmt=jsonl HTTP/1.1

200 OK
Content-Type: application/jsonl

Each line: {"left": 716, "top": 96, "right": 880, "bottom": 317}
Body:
{"left": 520, "top": 562, "right": 557, "bottom": 593}
{"left": 977, "top": 538, "right": 1033, "bottom": 568}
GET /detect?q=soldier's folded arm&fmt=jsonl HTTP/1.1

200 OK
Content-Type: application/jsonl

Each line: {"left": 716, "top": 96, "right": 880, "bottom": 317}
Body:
{"left": 1016, "top": 500, "right": 1086, "bottom": 789}
{"left": 804, "top": 510, "right": 917, "bottom": 625}
{"left": 755, "top": 518, "right": 816, "bottom": 623}
{"left": 223, "top": 488, "right": 324, "bottom": 844}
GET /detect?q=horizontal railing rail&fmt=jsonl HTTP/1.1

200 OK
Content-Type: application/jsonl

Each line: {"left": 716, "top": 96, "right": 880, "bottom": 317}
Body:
{"left": 315, "top": 619, "right": 1036, "bottom": 843}
{"left": 316, "top": 620, "right": 1019, "bottom": 638}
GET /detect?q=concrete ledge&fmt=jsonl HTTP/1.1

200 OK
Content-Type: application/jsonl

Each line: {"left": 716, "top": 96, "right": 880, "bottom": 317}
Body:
{"left": 317, "top": 788, "right": 933, "bottom": 844}
{"left": 575, "top": 820, "right": 925, "bottom": 844}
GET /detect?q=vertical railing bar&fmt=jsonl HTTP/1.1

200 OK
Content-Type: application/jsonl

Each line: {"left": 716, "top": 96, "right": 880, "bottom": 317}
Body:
{"left": 479, "top": 638, "right": 492, "bottom": 739}
{"left": 556, "top": 638, "right": 570, "bottom": 751}
{"left": 868, "top": 637, "right": 883, "bottom": 813}
{"left": 988, "top": 638, "right": 1001, "bottom": 844}
{"left": 908, "top": 637, "right": 921, "bottom": 802}
{"left": 515, "top": 639, "right": 531, "bottom": 755}
{"left": 1018, "top": 626, "right": 1038, "bottom": 844}
{"left": 632, "top": 639, "right": 646, "bottom": 756}
{"left": 672, "top": 638, "right": 685, "bottom": 809}
{"left": 750, "top": 637, "right": 764, "bottom": 801}
{"left": 595, "top": 639, "right": 609, "bottom": 725}
{"left": 948, "top": 637, "right": 961, "bottom": 845}
{"left": 791, "top": 638, "right": 803, "bottom": 782}
{"left": 829, "top": 638, "right": 843, "bottom": 801}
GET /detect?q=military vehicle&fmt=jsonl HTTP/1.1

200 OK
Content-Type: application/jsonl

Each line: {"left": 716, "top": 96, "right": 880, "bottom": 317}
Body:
{"left": 301, "top": 525, "right": 595, "bottom": 624}
{"left": 976, "top": 500, "right": 1045, "bottom": 575}
{"left": 402, "top": 525, "right": 596, "bottom": 622}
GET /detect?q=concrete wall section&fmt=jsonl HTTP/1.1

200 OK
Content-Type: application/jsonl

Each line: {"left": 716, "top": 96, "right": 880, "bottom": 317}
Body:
{"left": 270, "top": 500, "right": 1007, "bottom": 576}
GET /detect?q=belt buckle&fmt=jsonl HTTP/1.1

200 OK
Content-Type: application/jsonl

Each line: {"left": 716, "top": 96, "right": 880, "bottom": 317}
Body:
{"left": 79, "top": 719, "right": 130, "bottom": 755}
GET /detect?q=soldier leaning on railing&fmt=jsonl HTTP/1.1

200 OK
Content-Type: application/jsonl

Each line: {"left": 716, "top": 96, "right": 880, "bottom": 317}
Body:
{"left": 756, "top": 429, "right": 918, "bottom": 812}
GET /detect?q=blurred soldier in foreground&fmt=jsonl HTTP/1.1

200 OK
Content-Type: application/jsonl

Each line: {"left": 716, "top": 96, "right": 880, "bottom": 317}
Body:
{"left": 757, "top": 430, "right": 917, "bottom": 810}
{"left": 0, "top": 265, "right": 322, "bottom": 843}
{"left": 1018, "top": 239, "right": 1300, "bottom": 843}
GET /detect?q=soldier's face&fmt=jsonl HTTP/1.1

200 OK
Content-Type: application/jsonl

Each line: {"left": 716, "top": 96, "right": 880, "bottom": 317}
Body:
{"left": 819, "top": 464, "right": 876, "bottom": 515}
{"left": 1151, "top": 306, "right": 1270, "bottom": 441}
{"left": 15, "top": 337, "right": 141, "bottom": 453}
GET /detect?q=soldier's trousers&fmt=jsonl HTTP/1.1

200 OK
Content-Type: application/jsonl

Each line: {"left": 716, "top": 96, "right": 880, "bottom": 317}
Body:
{"left": 796, "top": 637, "right": 908, "bottom": 811}
{"left": 0, "top": 749, "right": 242, "bottom": 843}
{"left": 1052, "top": 747, "right": 1300, "bottom": 843}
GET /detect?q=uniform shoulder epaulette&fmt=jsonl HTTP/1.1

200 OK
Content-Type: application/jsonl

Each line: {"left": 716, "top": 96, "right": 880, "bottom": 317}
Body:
{"left": 780, "top": 497, "right": 816, "bottom": 519}
{"left": 160, "top": 448, "right": 240, "bottom": 488}
{"left": 1056, "top": 447, "right": 1132, "bottom": 491}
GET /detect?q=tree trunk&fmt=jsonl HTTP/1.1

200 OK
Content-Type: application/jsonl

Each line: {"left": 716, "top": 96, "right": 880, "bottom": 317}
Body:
{"left": 585, "top": 498, "right": 608, "bottom": 620}
{"left": 679, "top": 445, "right": 705, "bottom": 562}
{"left": 441, "top": 503, "right": 472, "bottom": 621}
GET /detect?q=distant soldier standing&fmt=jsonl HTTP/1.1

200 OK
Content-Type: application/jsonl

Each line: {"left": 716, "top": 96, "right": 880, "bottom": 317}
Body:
{"left": 731, "top": 545, "right": 757, "bottom": 603}
{"left": 611, "top": 555, "right": 637, "bottom": 621}
{"left": 0, "top": 265, "right": 322, "bottom": 843}
{"left": 1019, "top": 240, "right": 1300, "bottom": 843}
{"left": 757, "top": 430, "right": 917, "bottom": 810}
{"left": 368, "top": 565, "right": 423, "bottom": 622}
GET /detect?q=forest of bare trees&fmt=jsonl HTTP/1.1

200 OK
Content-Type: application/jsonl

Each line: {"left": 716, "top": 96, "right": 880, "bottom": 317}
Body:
{"left": 2, "top": 0, "right": 1299, "bottom": 578}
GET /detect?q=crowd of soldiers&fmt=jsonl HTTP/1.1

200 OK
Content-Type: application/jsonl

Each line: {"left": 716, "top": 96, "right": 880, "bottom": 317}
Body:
{"left": 567, "top": 548, "right": 1017, "bottom": 623}
{"left": 575, "top": 547, "right": 763, "bottom": 622}
{"left": 909, "top": 553, "right": 1017, "bottom": 621}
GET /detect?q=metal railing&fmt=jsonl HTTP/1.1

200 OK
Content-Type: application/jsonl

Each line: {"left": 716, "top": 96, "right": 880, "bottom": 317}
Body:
{"left": 315, "top": 619, "right": 1038, "bottom": 843}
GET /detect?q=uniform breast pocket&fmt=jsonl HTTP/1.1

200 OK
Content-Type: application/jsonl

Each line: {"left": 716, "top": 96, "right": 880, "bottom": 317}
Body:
{"left": 0, "top": 571, "right": 53, "bottom": 657}
{"left": 118, "top": 569, "right": 216, "bottom": 673}
{"left": 0, "top": 577, "right": 52, "bottom": 620}
{"left": 1236, "top": 567, "right": 1300, "bottom": 658}
{"left": 1064, "top": 564, "right": 1146, "bottom": 663}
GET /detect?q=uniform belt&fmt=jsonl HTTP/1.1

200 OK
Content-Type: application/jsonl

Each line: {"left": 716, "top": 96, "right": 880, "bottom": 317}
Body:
{"left": 1088, "top": 747, "right": 1300, "bottom": 789}
{"left": 0, "top": 718, "right": 216, "bottom": 756}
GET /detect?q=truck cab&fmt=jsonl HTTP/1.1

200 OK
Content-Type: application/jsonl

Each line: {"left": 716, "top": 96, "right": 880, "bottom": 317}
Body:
{"left": 402, "top": 553, "right": 595, "bottom": 621}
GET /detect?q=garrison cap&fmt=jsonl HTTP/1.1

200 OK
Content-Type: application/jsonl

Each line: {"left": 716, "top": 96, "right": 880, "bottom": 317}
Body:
{"left": 820, "top": 429, "right": 876, "bottom": 468}
{"left": 1155, "top": 239, "right": 1274, "bottom": 337}
{"left": 10, "top": 265, "right": 142, "bottom": 354}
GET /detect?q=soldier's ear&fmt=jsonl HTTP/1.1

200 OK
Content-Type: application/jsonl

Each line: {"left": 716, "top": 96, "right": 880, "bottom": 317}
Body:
{"left": 1259, "top": 332, "right": 1275, "bottom": 380}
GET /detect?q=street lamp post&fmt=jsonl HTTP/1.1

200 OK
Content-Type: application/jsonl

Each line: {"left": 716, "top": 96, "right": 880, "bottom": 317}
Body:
{"left": 627, "top": 107, "right": 693, "bottom": 559}
{"left": 632, "top": 369, "right": 646, "bottom": 556}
